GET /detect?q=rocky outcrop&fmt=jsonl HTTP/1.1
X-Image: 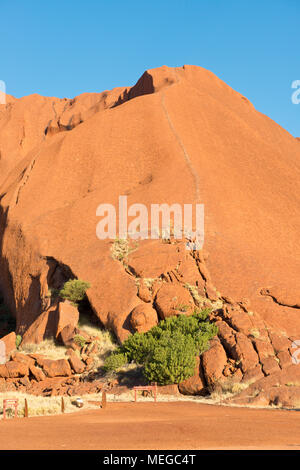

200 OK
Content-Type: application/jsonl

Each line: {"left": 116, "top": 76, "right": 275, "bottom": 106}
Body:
{"left": 0, "top": 327, "right": 105, "bottom": 395}
{"left": 0, "top": 65, "right": 299, "bottom": 345}
{"left": 0, "top": 65, "right": 300, "bottom": 406}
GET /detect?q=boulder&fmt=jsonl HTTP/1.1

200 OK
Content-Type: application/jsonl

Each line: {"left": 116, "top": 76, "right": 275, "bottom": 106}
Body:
{"left": 201, "top": 338, "right": 227, "bottom": 387}
{"left": 29, "top": 365, "right": 46, "bottom": 382}
{"left": 215, "top": 320, "right": 236, "bottom": 356}
{"left": 205, "top": 282, "right": 219, "bottom": 302}
{"left": 56, "top": 301, "right": 79, "bottom": 337}
{"left": 130, "top": 303, "right": 158, "bottom": 333}
{"left": 11, "top": 352, "right": 35, "bottom": 367}
{"left": 179, "top": 357, "right": 207, "bottom": 395}
{"left": 41, "top": 358, "right": 73, "bottom": 378}
{"left": 21, "top": 307, "right": 58, "bottom": 345}
{"left": 137, "top": 281, "right": 152, "bottom": 303}
{"left": 222, "top": 305, "right": 253, "bottom": 336}
{"left": 155, "top": 283, "right": 194, "bottom": 319}
{"left": 231, "top": 332, "right": 259, "bottom": 373}
{"left": 0, "top": 365, "right": 9, "bottom": 378}
{"left": 228, "top": 364, "right": 300, "bottom": 407}
{"left": 58, "top": 324, "right": 79, "bottom": 349}
{"left": 0, "top": 332, "right": 16, "bottom": 360}
{"left": 67, "top": 349, "right": 85, "bottom": 374}
{"left": 5, "top": 361, "right": 29, "bottom": 378}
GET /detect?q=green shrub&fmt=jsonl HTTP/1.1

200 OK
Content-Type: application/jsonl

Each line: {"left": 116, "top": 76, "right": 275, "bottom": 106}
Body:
{"left": 59, "top": 279, "right": 91, "bottom": 306}
{"left": 103, "top": 352, "right": 128, "bottom": 371}
{"left": 104, "top": 309, "right": 218, "bottom": 385}
{"left": 143, "top": 331, "right": 197, "bottom": 384}
{"left": 16, "top": 335, "right": 22, "bottom": 349}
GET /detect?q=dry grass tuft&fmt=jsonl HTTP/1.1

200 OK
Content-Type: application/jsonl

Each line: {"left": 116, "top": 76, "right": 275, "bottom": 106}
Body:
{"left": 111, "top": 238, "right": 139, "bottom": 262}
{"left": 18, "top": 339, "right": 67, "bottom": 360}
{"left": 0, "top": 392, "right": 103, "bottom": 419}
{"left": 184, "top": 283, "right": 223, "bottom": 311}
{"left": 209, "top": 379, "right": 250, "bottom": 402}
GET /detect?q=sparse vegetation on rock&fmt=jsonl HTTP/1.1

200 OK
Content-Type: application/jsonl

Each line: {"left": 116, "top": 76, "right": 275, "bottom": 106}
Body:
{"left": 15, "top": 335, "right": 22, "bottom": 349}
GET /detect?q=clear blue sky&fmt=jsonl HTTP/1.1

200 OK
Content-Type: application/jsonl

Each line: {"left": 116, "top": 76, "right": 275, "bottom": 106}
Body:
{"left": 1, "top": 0, "right": 299, "bottom": 136}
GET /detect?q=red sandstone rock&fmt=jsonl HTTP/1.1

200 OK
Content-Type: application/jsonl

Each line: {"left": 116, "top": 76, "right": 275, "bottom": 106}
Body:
{"left": 214, "top": 320, "right": 236, "bottom": 356}
{"left": 0, "top": 65, "right": 300, "bottom": 401}
{"left": 201, "top": 338, "right": 227, "bottom": 387}
{"left": 155, "top": 283, "right": 194, "bottom": 319}
{"left": 5, "top": 361, "right": 29, "bottom": 378}
{"left": 128, "top": 241, "right": 182, "bottom": 279}
{"left": 0, "top": 65, "right": 299, "bottom": 345}
{"left": 58, "top": 325, "right": 79, "bottom": 349}
{"left": 268, "top": 332, "right": 291, "bottom": 354}
{"left": 29, "top": 365, "right": 46, "bottom": 382}
{"left": 0, "top": 332, "right": 16, "bottom": 359}
{"left": 232, "top": 332, "right": 259, "bottom": 373}
{"left": 178, "top": 356, "right": 207, "bottom": 395}
{"left": 205, "top": 282, "right": 219, "bottom": 302}
{"left": 261, "top": 356, "right": 281, "bottom": 376}
{"left": 277, "top": 350, "right": 292, "bottom": 369}
{"left": 0, "top": 365, "right": 9, "bottom": 378}
{"left": 21, "top": 307, "right": 58, "bottom": 345}
{"left": 56, "top": 301, "right": 79, "bottom": 337}
{"left": 241, "top": 365, "right": 264, "bottom": 383}
{"left": 130, "top": 303, "right": 158, "bottom": 333}
{"left": 137, "top": 280, "right": 152, "bottom": 303}
{"left": 11, "top": 352, "right": 35, "bottom": 367}
{"left": 253, "top": 338, "right": 275, "bottom": 361}
{"left": 222, "top": 306, "right": 253, "bottom": 336}
{"left": 41, "top": 359, "right": 72, "bottom": 378}
{"left": 67, "top": 349, "right": 85, "bottom": 374}
{"left": 228, "top": 365, "right": 300, "bottom": 407}
{"left": 176, "top": 255, "right": 205, "bottom": 292}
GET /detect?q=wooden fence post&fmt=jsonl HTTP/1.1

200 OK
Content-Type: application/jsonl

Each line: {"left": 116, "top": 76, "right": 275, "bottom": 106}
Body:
{"left": 24, "top": 399, "right": 28, "bottom": 418}
{"left": 101, "top": 391, "right": 107, "bottom": 409}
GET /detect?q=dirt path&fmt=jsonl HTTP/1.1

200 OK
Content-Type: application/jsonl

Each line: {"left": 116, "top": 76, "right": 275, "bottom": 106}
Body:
{"left": 0, "top": 401, "right": 300, "bottom": 450}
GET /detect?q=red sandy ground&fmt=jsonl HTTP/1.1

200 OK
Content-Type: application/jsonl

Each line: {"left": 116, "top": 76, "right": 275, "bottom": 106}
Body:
{"left": 0, "top": 402, "right": 300, "bottom": 450}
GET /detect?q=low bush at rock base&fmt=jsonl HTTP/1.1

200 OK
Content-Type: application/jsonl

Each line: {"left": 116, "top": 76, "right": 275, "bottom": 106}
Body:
{"left": 104, "top": 309, "right": 218, "bottom": 385}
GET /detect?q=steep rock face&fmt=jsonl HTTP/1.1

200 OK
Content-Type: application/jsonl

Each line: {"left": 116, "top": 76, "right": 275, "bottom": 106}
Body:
{"left": 0, "top": 64, "right": 299, "bottom": 345}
